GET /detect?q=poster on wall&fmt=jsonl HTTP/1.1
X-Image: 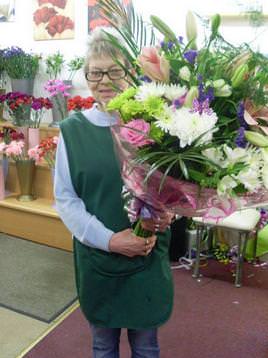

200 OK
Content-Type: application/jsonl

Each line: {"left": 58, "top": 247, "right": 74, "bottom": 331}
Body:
{"left": 33, "top": 0, "right": 74, "bottom": 41}
{"left": 0, "top": 0, "right": 15, "bottom": 22}
{"left": 88, "top": 0, "right": 131, "bottom": 33}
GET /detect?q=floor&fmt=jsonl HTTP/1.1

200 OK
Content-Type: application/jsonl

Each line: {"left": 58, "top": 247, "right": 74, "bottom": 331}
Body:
{"left": 0, "top": 301, "right": 79, "bottom": 358}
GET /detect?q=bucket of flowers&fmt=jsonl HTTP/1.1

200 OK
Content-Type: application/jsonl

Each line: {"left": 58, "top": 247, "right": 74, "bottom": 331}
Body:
{"left": 99, "top": 1, "right": 268, "bottom": 236}
{"left": 3, "top": 46, "right": 40, "bottom": 95}
{"left": 44, "top": 79, "right": 71, "bottom": 127}
{"left": 1, "top": 137, "right": 39, "bottom": 201}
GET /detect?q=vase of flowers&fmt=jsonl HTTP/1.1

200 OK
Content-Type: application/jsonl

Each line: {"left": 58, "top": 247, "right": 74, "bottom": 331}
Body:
{"left": 44, "top": 79, "right": 71, "bottom": 127}
{"left": 67, "top": 95, "right": 95, "bottom": 113}
{"left": 45, "top": 51, "right": 65, "bottom": 80}
{"left": 0, "top": 92, "right": 33, "bottom": 126}
{"left": 0, "top": 126, "right": 25, "bottom": 184}
{"left": 1, "top": 139, "right": 37, "bottom": 201}
{"left": 3, "top": 46, "right": 40, "bottom": 95}
{"left": 28, "top": 96, "right": 53, "bottom": 148}
{"left": 0, "top": 49, "right": 7, "bottom": 119}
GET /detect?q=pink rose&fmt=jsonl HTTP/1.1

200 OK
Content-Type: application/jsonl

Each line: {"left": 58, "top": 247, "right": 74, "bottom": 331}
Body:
{"left": 120, "top": 119, "right": 154, "bottom": 147}
{"left": 137, "top": 47, "right": 170, "bottom": 82}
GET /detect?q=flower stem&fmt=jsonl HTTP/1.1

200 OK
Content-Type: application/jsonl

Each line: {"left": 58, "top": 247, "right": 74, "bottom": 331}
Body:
{"left": 133, "top": 218, "right": 153, "bottom": 238}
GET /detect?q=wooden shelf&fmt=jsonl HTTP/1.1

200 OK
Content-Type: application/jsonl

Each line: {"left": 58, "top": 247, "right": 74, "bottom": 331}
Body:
{"left": 0, "top": 121, "right": 72, "bottom": 251}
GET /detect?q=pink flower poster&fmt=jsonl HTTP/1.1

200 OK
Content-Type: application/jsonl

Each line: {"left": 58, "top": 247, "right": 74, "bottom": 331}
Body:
{"left": 88, "top": 0, "right": 131, "bottom": 33}
{"left": 33, "top": 0, "right": 74, "bottom": 41}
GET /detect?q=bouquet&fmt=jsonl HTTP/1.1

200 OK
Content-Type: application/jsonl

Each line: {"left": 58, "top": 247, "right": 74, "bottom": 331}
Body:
{"left": 3, "top": 46, "right": 39, "bottom": 79}
{"left": 44, "top": 79, "right": 71, "bottom": 120}
{"left": 100, "top": 1, "right": 268, "bottom": 222}
{"left": 67, "top": 95, "right": 95, "bottom": 112}
{"left": 29, "top": 136, "right": 59, "bottom": 168}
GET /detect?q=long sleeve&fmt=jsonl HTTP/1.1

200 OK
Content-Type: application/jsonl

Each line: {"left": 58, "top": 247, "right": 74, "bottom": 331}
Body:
{"left": 54, "top": 133, "right": 114, "bottom": 251}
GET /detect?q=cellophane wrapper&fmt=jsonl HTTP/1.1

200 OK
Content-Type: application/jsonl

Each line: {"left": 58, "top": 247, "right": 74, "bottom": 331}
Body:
{"left": 111, "top": 125, "right": 268, "bottom": 221}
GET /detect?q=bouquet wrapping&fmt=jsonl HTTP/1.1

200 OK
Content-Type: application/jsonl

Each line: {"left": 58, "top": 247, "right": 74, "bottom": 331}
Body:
{"left": 112, "top": 125, "right": 268, "bottom": 220}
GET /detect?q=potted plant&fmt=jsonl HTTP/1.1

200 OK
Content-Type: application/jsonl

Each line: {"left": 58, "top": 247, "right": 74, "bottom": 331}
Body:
{"left": 3, "top": 46, "right": 40, "bottom": 95}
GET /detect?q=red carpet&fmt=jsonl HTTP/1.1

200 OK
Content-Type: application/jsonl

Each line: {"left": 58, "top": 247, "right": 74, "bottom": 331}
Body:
{"left": 24, "top": 262, "right": 268, "bottom": 358}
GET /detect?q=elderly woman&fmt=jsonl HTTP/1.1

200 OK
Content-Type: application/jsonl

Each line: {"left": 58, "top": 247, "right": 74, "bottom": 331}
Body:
{"left": 54, "top": 26, "right": 173, "bottom": 358}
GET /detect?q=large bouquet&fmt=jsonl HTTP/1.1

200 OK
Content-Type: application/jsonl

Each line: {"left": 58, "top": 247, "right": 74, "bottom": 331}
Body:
{"left": 100, "top": 1, "right": 268, "bottom": 221}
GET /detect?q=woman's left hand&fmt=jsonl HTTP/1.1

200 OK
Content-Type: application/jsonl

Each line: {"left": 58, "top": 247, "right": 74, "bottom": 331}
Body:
{"left": 141, "top": 211, "right": 174, "bottom": 233}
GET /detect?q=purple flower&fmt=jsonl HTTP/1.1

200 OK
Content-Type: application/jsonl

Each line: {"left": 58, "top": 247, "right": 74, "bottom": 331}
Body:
{"left": 235, "top": 127, "right": 247, "bottom": 148}
{"left": 178, "top": 36, "right": 184, "bottom": 44}
{"left": 183, "top": 50, "right": 197, "bottom": 64}
{"left": 191, "top": 98, "right": 213, "bottom": 115}
{"left": 237, "top": 101, "right": 249, "bottom": 129}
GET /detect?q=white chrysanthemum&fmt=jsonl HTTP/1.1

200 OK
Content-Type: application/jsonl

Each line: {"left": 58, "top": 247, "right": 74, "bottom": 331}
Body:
{"left": 236, "top": 168, "right": 262, "bottom": 192}
{"left": 135, "top": 83, "right": 166, "bottom": 101}
{"left": 168, "top": 107, "right": 218, "bottom": 148}
{"left": 154, "top": 104, "right": 175, "bottom": 132}
{"left": 163, "top": 84, "right": 187, "bottom": 101}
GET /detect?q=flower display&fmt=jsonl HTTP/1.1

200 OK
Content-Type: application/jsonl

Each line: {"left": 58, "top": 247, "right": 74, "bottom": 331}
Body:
{"left": 44, "top": 79, "right": 71, "bottom": 120}
{"left": 0, "top": 126, "right": 24, "bottom": 144}
{"left": 3, "top": 46, "right": 40, "bottom": 79}
{"left": 29, "top": 136, "right": 59, "bottom": 168}
{"left": 67, "top": 95, "right": 95, "bottom": 112}
{"left": 100, "top": 1, "right": 268, "bottom": 222}
{"left": 0, "top": 92, "right": 52, "bottom": 127}
{"left": 0, "top": 139, "right": 37, "bottom": 162}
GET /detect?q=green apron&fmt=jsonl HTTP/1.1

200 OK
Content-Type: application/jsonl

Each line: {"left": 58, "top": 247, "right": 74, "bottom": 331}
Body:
{"left": 60, "top": 111, "right": 173, "bottom": 329}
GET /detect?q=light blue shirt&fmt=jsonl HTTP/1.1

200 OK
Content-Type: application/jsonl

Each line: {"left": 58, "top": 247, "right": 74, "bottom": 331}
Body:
{"left": 54, "top": 107, "right": 118, "bottom": 252}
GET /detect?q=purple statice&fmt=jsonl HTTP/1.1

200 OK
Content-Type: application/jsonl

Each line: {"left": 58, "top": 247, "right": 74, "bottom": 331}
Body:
{"left": 191, "top": 98, "right": 213, "bottom": 116}
{"left": 183, "top": 50, "right": 197, "bottom": 64}
{"left": 237, "top": 101, "right": 249, "bottom": 129}
{"left": 235, "top": 127, "right": 247, "bottom": 148}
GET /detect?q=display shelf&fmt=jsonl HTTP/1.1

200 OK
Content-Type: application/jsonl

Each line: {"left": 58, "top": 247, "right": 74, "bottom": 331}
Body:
{"left": 0, "top": 122, "right": 72, "bottom": 251}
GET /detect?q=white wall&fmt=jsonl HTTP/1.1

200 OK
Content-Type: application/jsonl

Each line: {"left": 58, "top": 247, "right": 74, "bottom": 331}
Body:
{"left": 0, "top": 0, "right": 267, "bottom": 122}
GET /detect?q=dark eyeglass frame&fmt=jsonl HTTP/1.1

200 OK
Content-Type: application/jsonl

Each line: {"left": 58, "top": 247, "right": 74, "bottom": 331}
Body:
{"left": 85, "top": 68, "right": 127, "bottom": 82}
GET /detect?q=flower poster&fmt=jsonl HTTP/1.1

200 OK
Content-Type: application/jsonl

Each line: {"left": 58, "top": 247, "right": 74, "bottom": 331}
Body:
{"left": 88, "top": 0, "right": 131, "bottom": 33}
{"left": 33, "top": 0, "right": 74, "bottom": 41}
{"left": 0, "top": 0, "right": 15, "bottom": 22}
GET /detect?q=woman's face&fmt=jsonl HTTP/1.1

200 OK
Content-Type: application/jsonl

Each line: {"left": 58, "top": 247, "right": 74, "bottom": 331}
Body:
{"left": 86, "top": 56, "right": 129, "bottom": 109}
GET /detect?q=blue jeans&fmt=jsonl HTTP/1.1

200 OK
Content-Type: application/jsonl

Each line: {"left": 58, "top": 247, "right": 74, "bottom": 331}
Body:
{"left": 90, "top": 325, "right": 160, "bottom": 358}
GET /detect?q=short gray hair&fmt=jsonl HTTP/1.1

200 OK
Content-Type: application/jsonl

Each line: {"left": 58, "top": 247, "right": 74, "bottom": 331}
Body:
{"left": 84, "top": 26, "right": 128, "bottom": 74}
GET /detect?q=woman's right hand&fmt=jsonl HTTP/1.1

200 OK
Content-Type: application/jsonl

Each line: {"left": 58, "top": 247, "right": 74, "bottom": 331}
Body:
{"left": 108, "top": 229, "right": 157, "bottom": 257}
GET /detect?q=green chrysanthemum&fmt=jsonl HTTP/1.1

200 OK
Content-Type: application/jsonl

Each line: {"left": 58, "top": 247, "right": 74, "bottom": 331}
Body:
{"left": 149, "top": 122, "right": 165, "bottom": 143}
{"left": 143, "top": 96, "right": 165, "bottom": 117}
{"left": 120, "top": 99, "right": 144, "bottom": 121}
{"left": 107, "top": 87, "right": 137, "bottom": 111}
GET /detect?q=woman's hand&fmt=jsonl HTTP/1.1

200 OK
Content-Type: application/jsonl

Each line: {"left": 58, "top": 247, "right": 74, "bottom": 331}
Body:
{"left": 109, "top": 229, "right": 157, "bottom": 257}
{"left": 141, "top": 211, "right": 174, "bottom": 233}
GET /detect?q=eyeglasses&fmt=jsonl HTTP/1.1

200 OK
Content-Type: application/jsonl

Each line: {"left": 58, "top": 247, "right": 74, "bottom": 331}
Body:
{"left": 85, "top": 68, "right": 126, "bottom": 82}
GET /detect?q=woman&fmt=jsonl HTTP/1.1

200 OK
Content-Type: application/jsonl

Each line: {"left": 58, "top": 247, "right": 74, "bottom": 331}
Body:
{"left": 54, "top": 27, "right": 174, "bottom": 358}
